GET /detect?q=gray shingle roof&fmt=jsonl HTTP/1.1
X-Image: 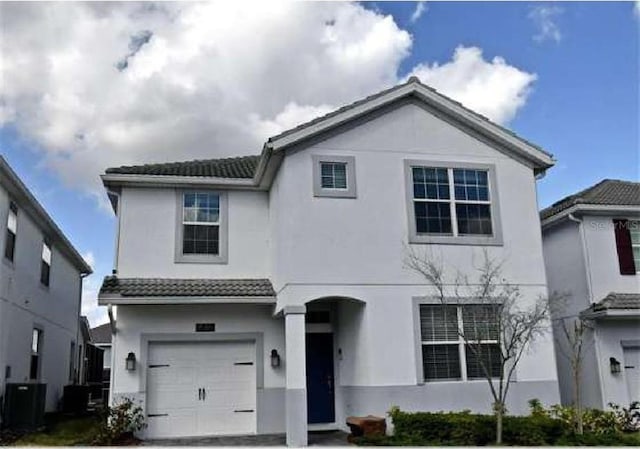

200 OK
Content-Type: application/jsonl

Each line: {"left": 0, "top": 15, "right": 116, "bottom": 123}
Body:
{"left": 541, "top": 179, "right": 640, "bottom": 221}
{"left": 91, "top": 323, "right": 112, "bottom": 344}
{"left": 99, "top": 276, "right": 275, "bottom": 298}
{"left": 105, "top": 155, "right": 260, "bottom": 178}
{"left": 589, "top": 292, "right": 640, "bottom": 312}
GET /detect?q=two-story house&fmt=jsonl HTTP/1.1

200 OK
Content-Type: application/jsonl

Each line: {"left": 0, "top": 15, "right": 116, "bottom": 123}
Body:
{"left": 0, "top": 156, "right": 92, "bottom": 415}
{"left": 541, "top": 180, "right": 640, "bottom": 410}
{"left": 98, "top": 78, "right": 560, "bottom": 445}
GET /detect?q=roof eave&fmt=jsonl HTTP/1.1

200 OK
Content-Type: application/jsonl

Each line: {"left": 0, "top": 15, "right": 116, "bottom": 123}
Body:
{"left": 97, "top": 294, "right": 276, "bottom": 305}
{"left": 0, "top": 157, "right": 92, "bottom": 274}
{"left": 580, "top": 308, "right": 640, "bottom": 320}
{"left": 101, "top": 173, "right": 260, "bottom": 189}
{"left": 541, "top": 204, "right": 640, "bottom": 229}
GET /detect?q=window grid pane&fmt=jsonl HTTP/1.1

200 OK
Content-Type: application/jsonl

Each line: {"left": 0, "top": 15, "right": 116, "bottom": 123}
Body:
{"left": 183, "top": 224, "right": 219, "bottom": 255}
{"left": 320, "top": 162, "right": 347, "bottom": 189}
{"left": 4, "top": 230, "right": 15, "bottom": 261}
{"left": 420, "top": 305, "right": 459, "bottom": 342}
{"left": 413, "top": 167, "right": 450, "bottom": 200}
{"left": 456, "top": 204, "right": 492, "bottom": 236}
{"left": 465, "top": 343, "right": 502, "bottom": 379}
{"left": 183, "top": 193, "right": 219, "bottom": 224}
{"left": 422, "top": 344, "right": 461, "bottom": 380}
{"left": 414, "top": 202, "right": 452, "bottom": 235}
{"left": 462, "top": 305, "right": 500, "bottom": 340}
{"left": 453, "top": 169, "right": 489, "bottom": 202}
{"left": 630, "top": 221, "right": 640, "bottom": 271}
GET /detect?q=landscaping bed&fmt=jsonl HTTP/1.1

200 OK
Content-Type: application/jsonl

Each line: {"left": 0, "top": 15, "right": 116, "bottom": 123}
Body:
{"left": 353, "top": 402, "right": 640, "bottom": 446}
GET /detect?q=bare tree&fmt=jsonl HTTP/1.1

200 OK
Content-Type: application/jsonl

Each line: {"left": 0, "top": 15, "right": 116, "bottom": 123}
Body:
{"left": 553, "top": 313, "right": 592, "bottom": 435}
{"left": 405, "top": 248, "right": 552, "bottom": 444}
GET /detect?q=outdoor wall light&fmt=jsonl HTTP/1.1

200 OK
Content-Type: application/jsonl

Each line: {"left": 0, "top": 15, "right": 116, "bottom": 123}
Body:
{"left": 126, "top": 352, "right": 137, "bottom": 371}
{"left": 270, "top": 349, "right": 281, "bottom": 368}
{"left": 609, "top": 357, "right": 621, "bottom": 374}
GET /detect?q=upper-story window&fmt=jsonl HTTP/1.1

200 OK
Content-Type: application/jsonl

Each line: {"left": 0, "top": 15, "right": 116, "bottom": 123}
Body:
{"left": 30, "top": 328, "right": 42, "bottom": 380}
{"left": 630, "top": 221, "right": 640, "bottom": 273}
{"left": 419, "top": 304, "right": 502, "bottom": 381}
{"left": 405, "top": 161, "right": 502, "bottom": 245}
{"left": 4, "top": 201, "right": 17, "bottom": 262}
{"left": 175, "top": 191, "right": 228, "bottom": 264}
{"left": 41, "top": 239, "right": 51, "bottom": 286}
{"left": 312, "top": 155, "right": 357, "bottom": 198}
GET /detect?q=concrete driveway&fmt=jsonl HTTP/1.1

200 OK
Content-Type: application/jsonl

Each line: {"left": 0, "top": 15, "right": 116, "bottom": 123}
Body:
{"left": 144, "top": 430, "right": 351, "bottom": 446}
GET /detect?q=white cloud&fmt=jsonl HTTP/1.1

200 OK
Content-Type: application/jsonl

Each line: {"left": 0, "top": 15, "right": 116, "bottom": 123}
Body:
{"left": 0, "top": 2, "right": 537, "bottom": 207}
{"left": 635, "top": 0, "right": 640, "bottom": 18}
{"left": 82, "top": 251, "right": 95, "bottom": 270}
{"left": 529, "top": 5, "right": 563, "bottom": 43}
{"left": 407, "top": 46, "right": 537, "bottom": 124}
{"left": 410, "top": 1, "right": 427, "bottom": 23}
{"left": 81, "top": 276, "right": 107, "bottom": 327}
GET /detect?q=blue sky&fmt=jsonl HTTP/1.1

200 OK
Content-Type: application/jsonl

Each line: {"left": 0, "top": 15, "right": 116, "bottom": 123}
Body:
{"left": 0, "top": 1, "right": 638, "bottom": 325}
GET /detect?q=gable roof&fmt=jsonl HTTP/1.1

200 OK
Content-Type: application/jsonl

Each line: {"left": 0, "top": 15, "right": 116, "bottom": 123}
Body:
{"left": 541, "top": 179, "right": 640, "bottom": 221}
{"left": 102, "top": 77, "right": 554, "bottom": 194}
{"left": 0, "top": 156, "right": 92, "bottom": 274}
{"left": 90, "top": 323, "right": 112, "bottom": 345}
{"left": 105, "top": 155, "right": 260, "bottom": 178}
{"left": 265, "top": 77, "right": 555, "bottom": 170}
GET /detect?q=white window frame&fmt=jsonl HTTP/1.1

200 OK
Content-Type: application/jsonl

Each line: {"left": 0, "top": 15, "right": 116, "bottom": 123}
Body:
{"left": 629, "top": 220, "right": 640, "bottom": 273}
{"left": 312, "top": 155, "right": 357, "bottom": 198}
{"left": 414, "top": 300, "right": 502, "bottom": 383}
{"left": 174, "top": 190, "right": 228, "bottom": 264}
{"left": 4, "top": 201, "right": 18, "bottom": 263}
{"left": 30, "top": 327, "right": 43, "bottom": 381}
{"left": 404, "top": 160, "right": 503, "bottom": 246}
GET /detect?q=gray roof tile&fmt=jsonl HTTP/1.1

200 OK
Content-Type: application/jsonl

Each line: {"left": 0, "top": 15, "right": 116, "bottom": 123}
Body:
{"left": 100, "top": 276, "right": 275, "bottom": 298}
{"left": 590, "top": 292, "right": 640, "bottom": 312}
{"left": 105, "top": 155, "right": 260, "bottom": 178}
{"left": 90, "top": 323, "right": 112, "bottom": 344}
{"left": 541, "top": 179, "right": 640, "bottom": 221}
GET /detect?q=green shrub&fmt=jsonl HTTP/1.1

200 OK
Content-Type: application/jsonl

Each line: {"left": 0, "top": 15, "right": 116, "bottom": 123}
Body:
{"left": 93, "top": 396, "right": 146, "bottom": 445}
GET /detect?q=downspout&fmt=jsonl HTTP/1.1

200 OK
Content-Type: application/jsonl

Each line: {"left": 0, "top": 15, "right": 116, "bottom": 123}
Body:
{"left": 568, "top": 212, "right": 606, "bottom": 408}
{"left": 107, "top": 304, "right": 116, "bottom": 406}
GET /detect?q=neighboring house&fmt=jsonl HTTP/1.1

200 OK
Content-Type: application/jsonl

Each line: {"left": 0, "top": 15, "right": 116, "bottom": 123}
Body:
{"left": 0, "top": 156, "right": 92, "bottom": 415}
{"left": 97, "top": 77, "right": 560, "bottom": 445}
{"left": 91, "top": 322, "right": 112, "bottom": 401}
{"left": 541, "top": 179, "right": 640, "bottom": 410}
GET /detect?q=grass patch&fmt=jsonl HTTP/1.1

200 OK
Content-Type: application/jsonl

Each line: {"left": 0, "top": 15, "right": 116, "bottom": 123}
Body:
{"left": 12, "top": 415, "right": 101, "bottom": 446}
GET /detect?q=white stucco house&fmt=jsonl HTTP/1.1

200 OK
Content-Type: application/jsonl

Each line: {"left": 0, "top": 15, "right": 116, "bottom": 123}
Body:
{"left": 541, "top": 180, "right": 640, "bottom": 410}
{"left": 98, "top": 77, "right": 560, "bottom": 445}
{"left": 0, "top": 156, "right": 92, "bottom": 415}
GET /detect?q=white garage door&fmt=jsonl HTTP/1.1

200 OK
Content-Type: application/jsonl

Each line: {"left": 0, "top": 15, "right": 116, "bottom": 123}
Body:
{"left": 146, "top": 340, "right": 256, "bottom": 439}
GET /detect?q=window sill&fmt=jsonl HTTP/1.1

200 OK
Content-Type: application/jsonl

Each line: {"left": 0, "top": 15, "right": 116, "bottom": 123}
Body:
{"left": 174, "top": 254, "right": 228, "bottom": 264}
{"left": 409, "top": 234, "right": 503, "bottom": 246}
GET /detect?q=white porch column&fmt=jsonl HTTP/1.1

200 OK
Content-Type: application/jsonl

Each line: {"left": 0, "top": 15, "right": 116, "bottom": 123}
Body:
{"left": 284, "top": 305, "right": 307, "bottom": 447}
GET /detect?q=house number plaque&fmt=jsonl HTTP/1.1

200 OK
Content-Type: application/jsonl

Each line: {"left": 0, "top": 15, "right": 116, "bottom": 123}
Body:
{"left": 195, "top": 323, "right": 216, "bottom": 332}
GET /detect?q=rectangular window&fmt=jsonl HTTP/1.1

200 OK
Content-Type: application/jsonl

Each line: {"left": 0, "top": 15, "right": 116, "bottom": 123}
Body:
{"left": 411, "top": 167, "right": 492, "bottom": 237}
{"left": 320, "top": 162, "right": 348, "bottom": 189}
{"left": 30, "top": 328, "right": 42, "bottom": 380}
{"left": 182, "top": 192, "right": 220, "bottom": 256}
{"left": 4, "top": 202, "right": 17, "bottom": 262}
{"left": 69, "top": 341, "right": 76, "bottom": 382}
{"left": 419, "top": 304, "right": 502, "bottom": 381}
{"left": 40, "top": 240, "right": 51, "bottom": 286}
{"left": 630, "top": 221, "right": 640, "bottom": 273}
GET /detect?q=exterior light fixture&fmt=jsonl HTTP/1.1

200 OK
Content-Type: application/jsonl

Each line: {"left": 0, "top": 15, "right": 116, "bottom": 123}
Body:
{"left": 270, "top": 349, "right": 281, "bottom": 368}
{"left": 609, "top": 357, "right": 621, "bottom": 374}
{"left": 126, "top": 352, "right": 137, "bottom": 371}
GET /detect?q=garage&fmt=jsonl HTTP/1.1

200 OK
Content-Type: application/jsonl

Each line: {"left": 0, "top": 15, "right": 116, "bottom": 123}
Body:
{"left": 145, "top": 340, "right": 257, "bottom": 439}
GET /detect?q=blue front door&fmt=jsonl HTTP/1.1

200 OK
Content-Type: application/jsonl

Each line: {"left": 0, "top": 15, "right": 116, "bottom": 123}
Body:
{"left": 306, "top": 333, "right": 335, "bottom": 424}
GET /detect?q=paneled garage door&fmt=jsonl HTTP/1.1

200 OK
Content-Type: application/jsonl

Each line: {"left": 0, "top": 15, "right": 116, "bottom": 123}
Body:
{"left": 146, "top": 341, "right": 256, "bottom": 438}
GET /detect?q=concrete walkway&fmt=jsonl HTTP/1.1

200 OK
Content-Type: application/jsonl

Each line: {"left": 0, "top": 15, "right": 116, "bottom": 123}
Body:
{"left": 144, "top": 430, "right": 351, "bottom": 446}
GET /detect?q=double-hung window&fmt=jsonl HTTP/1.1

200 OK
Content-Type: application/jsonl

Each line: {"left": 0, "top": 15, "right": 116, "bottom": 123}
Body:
{"left": 41, "top": 239, "right": 51, "bottom": 286}
{"left": 320, "top": 162, "right": 348, "bottom": 190}
{"left": 406, "top": 162, "right": 501, "bottom": 245}
{"left": 4, "top": 201, "right": 17, "bottom": 262}
{"left": 176, "top": 191, "right": 228, "bottom": 263}
{"left": 30, "top": 328, "right": 42, "bottom": 380}
{"left": 419, "top": 304, "right": 502, "bottom": 381}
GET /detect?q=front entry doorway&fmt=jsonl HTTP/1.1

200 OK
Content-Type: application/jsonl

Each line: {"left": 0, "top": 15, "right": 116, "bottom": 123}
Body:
{"left": 306, "top": 333, "right": 335, "bottom": 424}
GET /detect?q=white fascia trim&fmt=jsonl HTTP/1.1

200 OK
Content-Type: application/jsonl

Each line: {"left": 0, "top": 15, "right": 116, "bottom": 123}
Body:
{"left": 541, "top": 204, "right": 640, "bottom": 229}
{"left": 266, "top": 83, "right": 554, "bottom": 169}
{"left": 581, "top": 309, "right": 640, "bottom": 320}
{"left": 98, "top": 295, "right": 276, "bottom": 305}
{"left": 101, "top": 173, "right": 259, "bottom": 189}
